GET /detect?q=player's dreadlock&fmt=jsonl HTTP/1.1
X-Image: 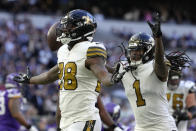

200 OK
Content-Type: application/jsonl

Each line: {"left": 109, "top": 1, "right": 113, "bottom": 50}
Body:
{"left": 165, "top": 50, "right": 192, "bottom": 72}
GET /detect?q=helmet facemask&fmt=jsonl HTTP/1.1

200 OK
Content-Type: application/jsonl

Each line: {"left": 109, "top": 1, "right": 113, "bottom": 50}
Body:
{"left": 128, "top": 44, "right": 146, "bottom": 67}
{"left": 128, "top": 33, "right": 155, "bottom": 68}
{"left": 56, "top": 16, "right": 72, "bottom": 45}
{"left": 167, "top": 70, "right": 181, "bottom": 90}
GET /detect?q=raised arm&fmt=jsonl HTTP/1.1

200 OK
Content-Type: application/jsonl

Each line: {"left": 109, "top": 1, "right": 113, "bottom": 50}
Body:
{"left": 147, "top": 13, "right": 168, "bottom": 82}
{"left": 14, "top": 65, "right": 59, "bottom": 85}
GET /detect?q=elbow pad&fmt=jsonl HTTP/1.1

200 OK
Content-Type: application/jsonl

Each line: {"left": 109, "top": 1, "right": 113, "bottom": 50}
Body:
{"left": 188, "top": 106, "right": 196, "bottom": 118}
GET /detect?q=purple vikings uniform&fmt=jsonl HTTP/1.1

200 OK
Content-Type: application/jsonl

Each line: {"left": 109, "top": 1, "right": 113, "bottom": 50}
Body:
{"left": 0, "top": 73, "right": 22, "bottom": 131}
{"left": 102, "top": 103, "right": 123, "bottom": 131}
{"left": 102, "top": 103, "right": 135, "bottom": 131}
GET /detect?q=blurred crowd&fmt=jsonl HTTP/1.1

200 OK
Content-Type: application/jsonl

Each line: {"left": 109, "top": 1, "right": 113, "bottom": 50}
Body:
{"left": 0, "top": 15, "right": 196, "bottom": 130}
{"left": 0, "top": 0, "right": 196, "bottom": 24}
{"left": 0, "top": 17, "right": 58, "bottom": 130}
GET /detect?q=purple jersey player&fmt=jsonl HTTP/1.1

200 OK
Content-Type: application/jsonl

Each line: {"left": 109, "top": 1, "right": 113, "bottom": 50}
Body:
{"left": 0, "top": 73, "right": 38, "bottom": 131}
{"left": 102, "top": 102, "right": 123, "bottom": 131}
{"left": 102, "top": 102, "right": 134, "bottom": 131}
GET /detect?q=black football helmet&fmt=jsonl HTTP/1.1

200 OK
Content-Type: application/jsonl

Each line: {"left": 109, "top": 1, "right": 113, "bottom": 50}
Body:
{"left": 56, "top": 9, "right": 97, "bottom": 45}
{"left": 128, "top": 32, "right": 155, "bottom": 66}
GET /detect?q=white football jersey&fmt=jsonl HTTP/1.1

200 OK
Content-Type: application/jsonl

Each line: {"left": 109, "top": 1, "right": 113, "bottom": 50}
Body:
{"left": 167, "top": 80, "right": 195, "bottom": 131}
{"left": 57, "top": 41, "right": 107, "bottom": 129}
{"left": 120, "top": 60, "right": 177, "bottom": 131}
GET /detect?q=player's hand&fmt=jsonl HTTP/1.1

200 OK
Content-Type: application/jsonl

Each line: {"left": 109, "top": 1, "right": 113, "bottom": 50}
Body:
{"left": 13, "top": 66, "right": 31, "bottom": 84}
{"left": 173, "top": 108, "right": 189, "bottom": 126}
{"left": 147, "top": 12, "right": 162, "bottom": 38}
{"left": 29, "top": 125, "right": 38, "bottom": 131}
{"left": 111, "top": 63, "right": 125, "bottom": 84}
{"left": 108, "top": 124, "right": 124, "bottom": 131}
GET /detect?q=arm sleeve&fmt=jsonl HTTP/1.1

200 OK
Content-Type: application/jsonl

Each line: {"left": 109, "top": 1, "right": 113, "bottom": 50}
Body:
{"left": 86, "top": 46, "right": 107, "bottom": 59}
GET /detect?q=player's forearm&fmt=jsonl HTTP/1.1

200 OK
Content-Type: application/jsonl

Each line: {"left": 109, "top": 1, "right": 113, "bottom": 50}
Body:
{"left": 56, "top": 110, "right": 61, "bottom": 128}
{"left": 97, "top": 96, "right": 115, "bottom": 126}
{"left": 30, "top": 72, "right": 57, "bottom": 84}
{"left": 9, "top": 99, "right": 30, "bottom": 129}
{"left": 95, "top": 71, "right": 113, "bottom": 86}
{"left": 12, "top": 112, "right": 31, "bottom": 128}
{"left": 90, "top": 64, "right": 113, "bottom": 86}
{"left": 154, "top": 37, "right": 168, "bottom": 81}
{"left": 30, "top": 65, "right": 59, "bottom": 84}
{"left": 105, "top": 64, "right": 115, "bottom": 74}
{"left": 100, "top": 73, "right": 113, "bottom": 87}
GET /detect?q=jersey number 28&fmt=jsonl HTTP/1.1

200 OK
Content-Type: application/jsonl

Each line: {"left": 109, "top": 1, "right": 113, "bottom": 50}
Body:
{"left": 58, "top": 62, "right": 101, "bottom": 92}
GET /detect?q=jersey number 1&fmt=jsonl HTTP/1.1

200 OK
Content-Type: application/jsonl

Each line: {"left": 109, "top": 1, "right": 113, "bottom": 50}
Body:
{"left": 133, "top": 80, "right": 146, "bottom": 107}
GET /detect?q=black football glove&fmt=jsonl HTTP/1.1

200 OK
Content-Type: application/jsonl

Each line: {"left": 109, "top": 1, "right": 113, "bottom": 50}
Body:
{"left": 111, "top": 63, "right": 125, "bottom": 84}
{"left": 147, "top": 12, "right": 162, "bottom": 38}
{"left": 173, "top": 108, "right": 189, "bottom": 126}
{"left": 57, "top": 127, "right": 61, "bottom": 131}
{"left": 13, "top": 66, "right": 31, "bottom": 84}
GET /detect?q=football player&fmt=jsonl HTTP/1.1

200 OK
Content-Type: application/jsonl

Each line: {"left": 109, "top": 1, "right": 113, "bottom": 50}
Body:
{"left": 55, "top": 92, "right": 122, "bottom": 131}
{"left": 167, "top": 70, "right": 196, "bottom": 131}
{"left": 102, "top": 102, "right": 134, "bottom": 131}
{"left": 102, "top": 102, "right": 122, "bottom": 131}
{"left": 0, "top": 73, "right": 38, "bottom": 131}
{"left": 14, "top": 9, "right": 122, "bottom": 131}
{"left": 109, "top": 13, "right": 191, "bottom": 131}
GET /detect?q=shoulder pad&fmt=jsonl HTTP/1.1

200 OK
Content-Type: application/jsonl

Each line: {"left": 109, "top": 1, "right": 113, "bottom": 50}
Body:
{"left": 184, "top": 81, "right": 196, "bottom": 93}
{"left": 7, "top": 88, "right": 21, "bottom": 98}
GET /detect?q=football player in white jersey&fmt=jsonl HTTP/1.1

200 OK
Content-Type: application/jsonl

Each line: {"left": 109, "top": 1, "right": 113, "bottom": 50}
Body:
{"left": 107, "top": 13, "right": 191, "bottom": 131}
{"left": 167, "top": 70, "right": 196, "bottom": 131}
{"left": 14, "top": 9, "right": 122, "bottom": 131}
